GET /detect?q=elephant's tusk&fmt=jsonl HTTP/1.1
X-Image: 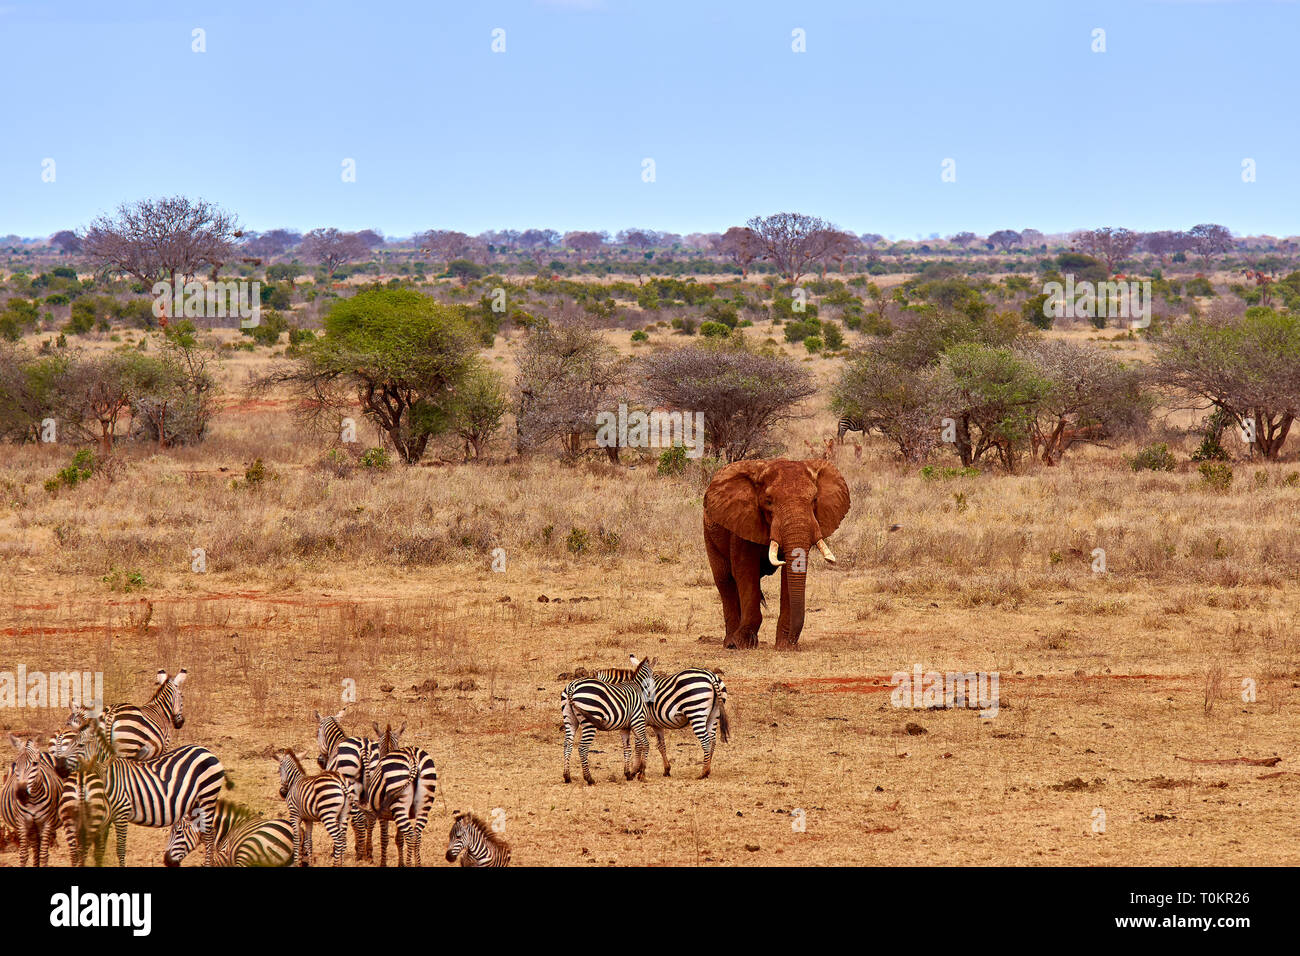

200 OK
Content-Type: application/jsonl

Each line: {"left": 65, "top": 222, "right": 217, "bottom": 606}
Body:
{"left": 768, "top": 541, "right": 784, "bottom": 566}
{"left": 815, "top": 539, "right": 837, "bottom": 563}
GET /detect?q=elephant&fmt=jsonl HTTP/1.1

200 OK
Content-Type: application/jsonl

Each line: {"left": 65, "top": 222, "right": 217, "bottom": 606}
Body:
{"left": 703, "top": 458, "right": 850, "bottom": 649}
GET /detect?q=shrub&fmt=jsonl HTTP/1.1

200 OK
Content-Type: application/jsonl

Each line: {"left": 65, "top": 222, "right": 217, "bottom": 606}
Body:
{"left": 44, "top": 449, "right": 96, "bottom": 493}
{"left": 630, "top": 330, "right": 649, "bottom": 342}
{"left": 360, "top": 447, "right": 391, "bottom": 469}
{"left": 657, "top": 445, "right": 688, "bottom": 475}
{"left": 1198, "top": 461, "right": 1233, "bottom": 491}
{"left": 1128, "top": 442, "right": 1176, "bottom": 472}
{"left": 699, "top": 321, "right": 730, "bottom": 338}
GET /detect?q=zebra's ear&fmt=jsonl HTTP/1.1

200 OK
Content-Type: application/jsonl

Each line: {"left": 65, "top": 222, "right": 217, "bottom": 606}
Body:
{"left": 398, "top": 722, "right": 406, "bottom": 736}
{"left": 628, "top": 654, "right": 639, "bottom": 666}
{"left": 372, "top": 722, "right": 381, "bottom": 736}
{"left": 335, "top": 706, "right": 347, "bottom": 720}
{"left": 155, "top": 670, "right": 168, "bottom": 684}
{"left": 172, "top": 671, "right": 187, "bottom": 687}
{"left": 314, "top": 710, "right": 322, "bottom": 723}
{"left": 8, "top": 733, "right": 22, "bottom": 750}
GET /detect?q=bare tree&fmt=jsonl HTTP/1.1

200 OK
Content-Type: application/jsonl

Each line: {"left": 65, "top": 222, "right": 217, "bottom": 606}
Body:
{"left": 50, "top": 230, "right": 82, "bottom": 254}
{"left": 745, "top": 213, "right": 837, "bottom": 283}
{"left": 1186, "top": 223, "right": 1234, "bottom": 270}
{"left": 82, "top": 196, "right": 240, "bottom": 286}
{"left": 1073, "top": 227, "right": 1138, "bottom": 274}
{"left": 518, "top": 228, "right": 560, "bottom": 251}
{"left": 815, "top": 230, "right": 862, "bottom": 276}
{"left": 242, "top": 229, "right": 301, "bottom": 259}
{"left": 638, "top": 344, "right": 816, "bottom": 461}
{"left": 986, "top": 229, "right": 1022, "bottom": 252}
{"left": 949, "top": 232, "right": 978, "bottom": 249}
{"left": 713, "top": 226, "right": 762, "bottom": 277}
{"left": 562, "top": 231, "right": 607, "bottom": 263}
{"left": 301, "top": 228, "right": 370, "bottom": 275}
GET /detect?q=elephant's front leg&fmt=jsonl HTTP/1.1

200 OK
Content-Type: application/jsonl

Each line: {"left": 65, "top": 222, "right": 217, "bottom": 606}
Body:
{"left": 727, "top": 542, "right": 764, "bottom": 648}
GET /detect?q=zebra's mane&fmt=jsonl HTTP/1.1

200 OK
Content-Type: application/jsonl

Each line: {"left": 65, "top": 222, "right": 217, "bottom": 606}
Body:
{"left": 281, "top": 749, "right": 307, "bottom": 777}
{"left": 455, "top": 811, "right": 507, "bottom": 850}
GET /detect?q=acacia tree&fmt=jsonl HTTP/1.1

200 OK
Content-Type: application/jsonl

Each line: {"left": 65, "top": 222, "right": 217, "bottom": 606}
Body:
{"left": 745, "top": 212, "right": 838, "bottom": 284}
{"left": 82, "top": 196, "right": 240, "bottom": 286}
{"left": 986, "top": 229, "right": 1022, "bottom": 252}
{"left": 256, "top": 288, "right": 478, "bottom": 463}
{"left": 935, "top": 343, "right": 1052, "bottom": 472}
{"left": 1186, "top": 223, "right": 1234, "bottom": 270}
{"left": 713, "top": 227, "right": 762, "bottom": 277}
{"left": 1018, "top": 339, "right": 1149, "bottom": 464}
{"left": 832, "top": 349, "right": 939, "bottom": 462}
{"left": 562, "top": 231, "right": 607, "bottom": 263}
{"left": 1073, "top": 227, "right": 1138, "bottom": 274}
{"left": 815, "top": 231, "right": 862, "bottom": 276}
{"left": 638, "top": 343, "right": 816, "bottom": 461}
{"left": 1151, "top": 306, "right": 1300, "bottom": 459}
{"left": 301, "top": 228, "right": 370, "bottom": 275}
{"left": 449, "top": 363, "right": 508, "bottom": 461}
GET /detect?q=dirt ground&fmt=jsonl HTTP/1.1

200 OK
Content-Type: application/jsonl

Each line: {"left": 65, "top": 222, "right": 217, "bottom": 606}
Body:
{"left": 2, "top": 324, "right": 1298, "bottom": 867}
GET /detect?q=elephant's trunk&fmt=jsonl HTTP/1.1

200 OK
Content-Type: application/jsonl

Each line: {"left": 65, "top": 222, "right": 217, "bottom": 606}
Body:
{"left": 779, "top": 513, "right": 814, "bottom": 646}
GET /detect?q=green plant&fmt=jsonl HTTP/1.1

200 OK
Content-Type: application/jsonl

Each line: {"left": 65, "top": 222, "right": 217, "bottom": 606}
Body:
{"left": 44, "top": 449, "right": 96, "bottom": 492}
{"left": 360, "top": 447, "right": 391, "bottom": 469}
{"left": 1198, "top": 461, "right": 1233, "bottom": 492}
{"left": 657, "top": 445, "right": 688, "bottom": 476}
{"left": 565, "top": 526, "right": 590, "bottom": 554}
{"left": 1128, "top": 442, "right": 1176, "bottom": 472}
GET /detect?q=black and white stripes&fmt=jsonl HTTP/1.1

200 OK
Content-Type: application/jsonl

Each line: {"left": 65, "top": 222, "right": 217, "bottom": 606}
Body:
{"left": 362, "top": 724, "right": 437, "bottom": 867}
{"left": 445, "top": 811, "right": 510, "bottom": 867}
{"left": 562, "top": 656, "right": 657, "bottom": 786}
{"left": 276, "top": 749, "right": 350, "bottom": 867}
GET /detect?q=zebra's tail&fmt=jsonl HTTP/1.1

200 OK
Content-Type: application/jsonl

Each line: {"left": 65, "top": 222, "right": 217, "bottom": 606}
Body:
{"left": 715, "top": 677, "right": 730, "bottom": 744}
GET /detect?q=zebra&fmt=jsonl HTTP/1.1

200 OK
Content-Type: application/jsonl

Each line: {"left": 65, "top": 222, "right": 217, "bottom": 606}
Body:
{"left": 836, "top": 416, "right": 866, "bottom": 443}
{"left": 62, "top": 716, "right": 225, "bottom": 867}
{"left": 363, "top": 723, "right": 437, "bottom": 867}
{"left": 71, "top": 669, "right": 187, "bottom": 761}
{"left": 0, "top": 735, "right": 62, "bottom": 866}
{"left": 314, "top": 708, "right": 379, "bottom": 861}
{"left": 587, "top": 655, "right": 730, "bottom": 779}
{"left": 445, "top": 811, "right": 511, "bottom": 867}
{"left": 166, "top": 799, "right": 294, "bottom": 868}
{"left": 276, "top": 749, "right": 349, "bottom": 867}
{"left": 48, "top": 727, "right": 109, "bottom": 867}
{"left": 562, "top": 655, "right": 657, "bottom": 786}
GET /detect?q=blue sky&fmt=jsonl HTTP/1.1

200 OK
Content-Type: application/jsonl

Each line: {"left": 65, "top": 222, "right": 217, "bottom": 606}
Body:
{"left": 1, "top": 0, "right": 1296, "bottom": 239}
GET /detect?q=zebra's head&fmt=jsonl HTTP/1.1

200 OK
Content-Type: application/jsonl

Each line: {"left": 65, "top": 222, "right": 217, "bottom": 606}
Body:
{"left": 164, "top": 815, "right": 199, "bottom": 867}
{"left": 166, "top": 669, "right": 187, "bottom": 729}
{"left": 315, "top": 707, "right": 347, "bottom": 768}
{"left": 7, "top": 735, "right": 42, "bottom": 802}
{"left": 446, "top": 811, "right": 471, "bottom": 863}
{"left": 276, "top": 750, "right": 305, "bottom": 798}
{"left": 373, "top": 722, "right": 406, "bottom": 755}
{"left": 47, "top": 728, "right": 78, "bottom": 779}
{"left": 634, "top": 656, "right": 657, "bottom": 706}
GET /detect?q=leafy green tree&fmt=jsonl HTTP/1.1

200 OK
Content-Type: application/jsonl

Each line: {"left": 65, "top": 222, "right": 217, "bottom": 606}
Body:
{"left": 450, "top": 363, "right": 508, "bottom": 460}
{"left": 935, "top": 343, "right": 1051, "bottom": 471}
{"left": 257, "top": 288, "right": 478, "bottom": 463}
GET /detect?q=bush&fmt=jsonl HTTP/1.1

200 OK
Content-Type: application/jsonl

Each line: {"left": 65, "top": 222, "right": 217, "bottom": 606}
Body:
{"left": 44, "top": 449, "right": 96, "bottom": 493}
{"left": 360, "top": 447, "right": 391, "bottom": 469}
{"left": 1128, "top": 442, "right": 1176, "bottom": 472}
{"left": 1198, "top": 461, "right": 1233, "bottom": 491}
{"left": 630, "top": 330, "right": 649, "bottom": 342}
{"left": 699, "top": 321, "right": 730, "bottom": 338}
{"left": 657, "top": 445, "right": 688, "bottom": 476}
{"left": 803, "top": 335, "right": 824, "bottom": 352}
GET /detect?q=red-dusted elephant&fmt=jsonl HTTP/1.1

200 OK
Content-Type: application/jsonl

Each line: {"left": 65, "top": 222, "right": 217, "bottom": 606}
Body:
{"left": 703, "top": 458, "right": 851, "bottom": 649}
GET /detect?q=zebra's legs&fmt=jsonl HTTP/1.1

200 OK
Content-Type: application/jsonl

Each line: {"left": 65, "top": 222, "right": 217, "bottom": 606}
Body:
{"left": 690, "top": 713, "right": 716, "bottom": 779}
{"left": 196, "top": 802, "right": 216, "bottom": 867}
{"left": 330, "top": 818, "right": 346, "bottom": 867}
{"left": 654, "top": 727, "right": 671, "bottom": 776}
{"left": 40, "top": 817, "right": 57, "bottom": 866}
{"left": 302, "top": 822, "right": 314, "bottom": 866}
{"left": 630, "top": 718, "right": 648, "bottom": 781}
{"left": 562, "top": 700, "right": 577, "bottom": 783}
{"left": 378, "top": 817, "right": 389, "bottom": 867}
{"left": 620, "top": 729, "right": 633, "bottom": 780}
{"left": 113, "top": 816, "right": 128, "bottom": 866}
{"left": 578, "top": 723, "right": 597, "bottom": 786}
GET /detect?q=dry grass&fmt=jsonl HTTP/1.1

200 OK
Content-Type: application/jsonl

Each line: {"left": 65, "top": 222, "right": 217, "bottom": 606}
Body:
{"left": 2, "top": 329, "right": 1299, "bottom": 866}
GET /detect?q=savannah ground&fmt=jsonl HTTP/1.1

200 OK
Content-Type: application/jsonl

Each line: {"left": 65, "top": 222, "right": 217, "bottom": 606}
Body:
{"left": 2, "top": 314, "right": 1299, "bottom": 867}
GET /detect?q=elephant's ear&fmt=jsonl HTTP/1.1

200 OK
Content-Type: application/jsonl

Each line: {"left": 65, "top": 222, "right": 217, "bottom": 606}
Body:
{"left": 808, "top": 461, "right": 850, "bottom": 537}
{"left": 704, "top": 459, "right": 770, "bottom": 545}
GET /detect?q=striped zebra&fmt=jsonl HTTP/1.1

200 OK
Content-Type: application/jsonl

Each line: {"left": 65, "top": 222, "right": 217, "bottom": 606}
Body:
{"left": 166, "top": 799, "right": 294, "bottom": 867}
{"left": 276, "top": 750, "right": 349, "bottom": 867}
{"left": 836, "top": 416, "right": 866, "bottom": 443}
{"left": 588, "top": 656, "right": 730, "bottom": 779}
{"left": 363, "top": 723, "right": 438, "bottom": 867}
{"left": 63, "top": 716, "right": 225, "bottom": 867}
{"left": 562, "top": 656, "right": 657, "bottom": 786}
{"left": 314, "top": 708, "right": 379, "bottom": 861}
{"left": 0, "top": 735, "right": 62, "bottom": 866}
{"left": 445, "top": 811, "right": 511, "bottom": 867}
{"left": 71, "top": 669, "right": 187, "bottom": 760}
{"left": 49, "top": 727, "right": 109, "bottom": 867}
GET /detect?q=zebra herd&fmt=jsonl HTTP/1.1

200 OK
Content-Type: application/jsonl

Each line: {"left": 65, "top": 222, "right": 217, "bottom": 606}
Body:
{"left": 0, "top": 671, "right": 506, "bottom": 867}
{"left": 1, "top": 653, "right": 731, "bottom": 868}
